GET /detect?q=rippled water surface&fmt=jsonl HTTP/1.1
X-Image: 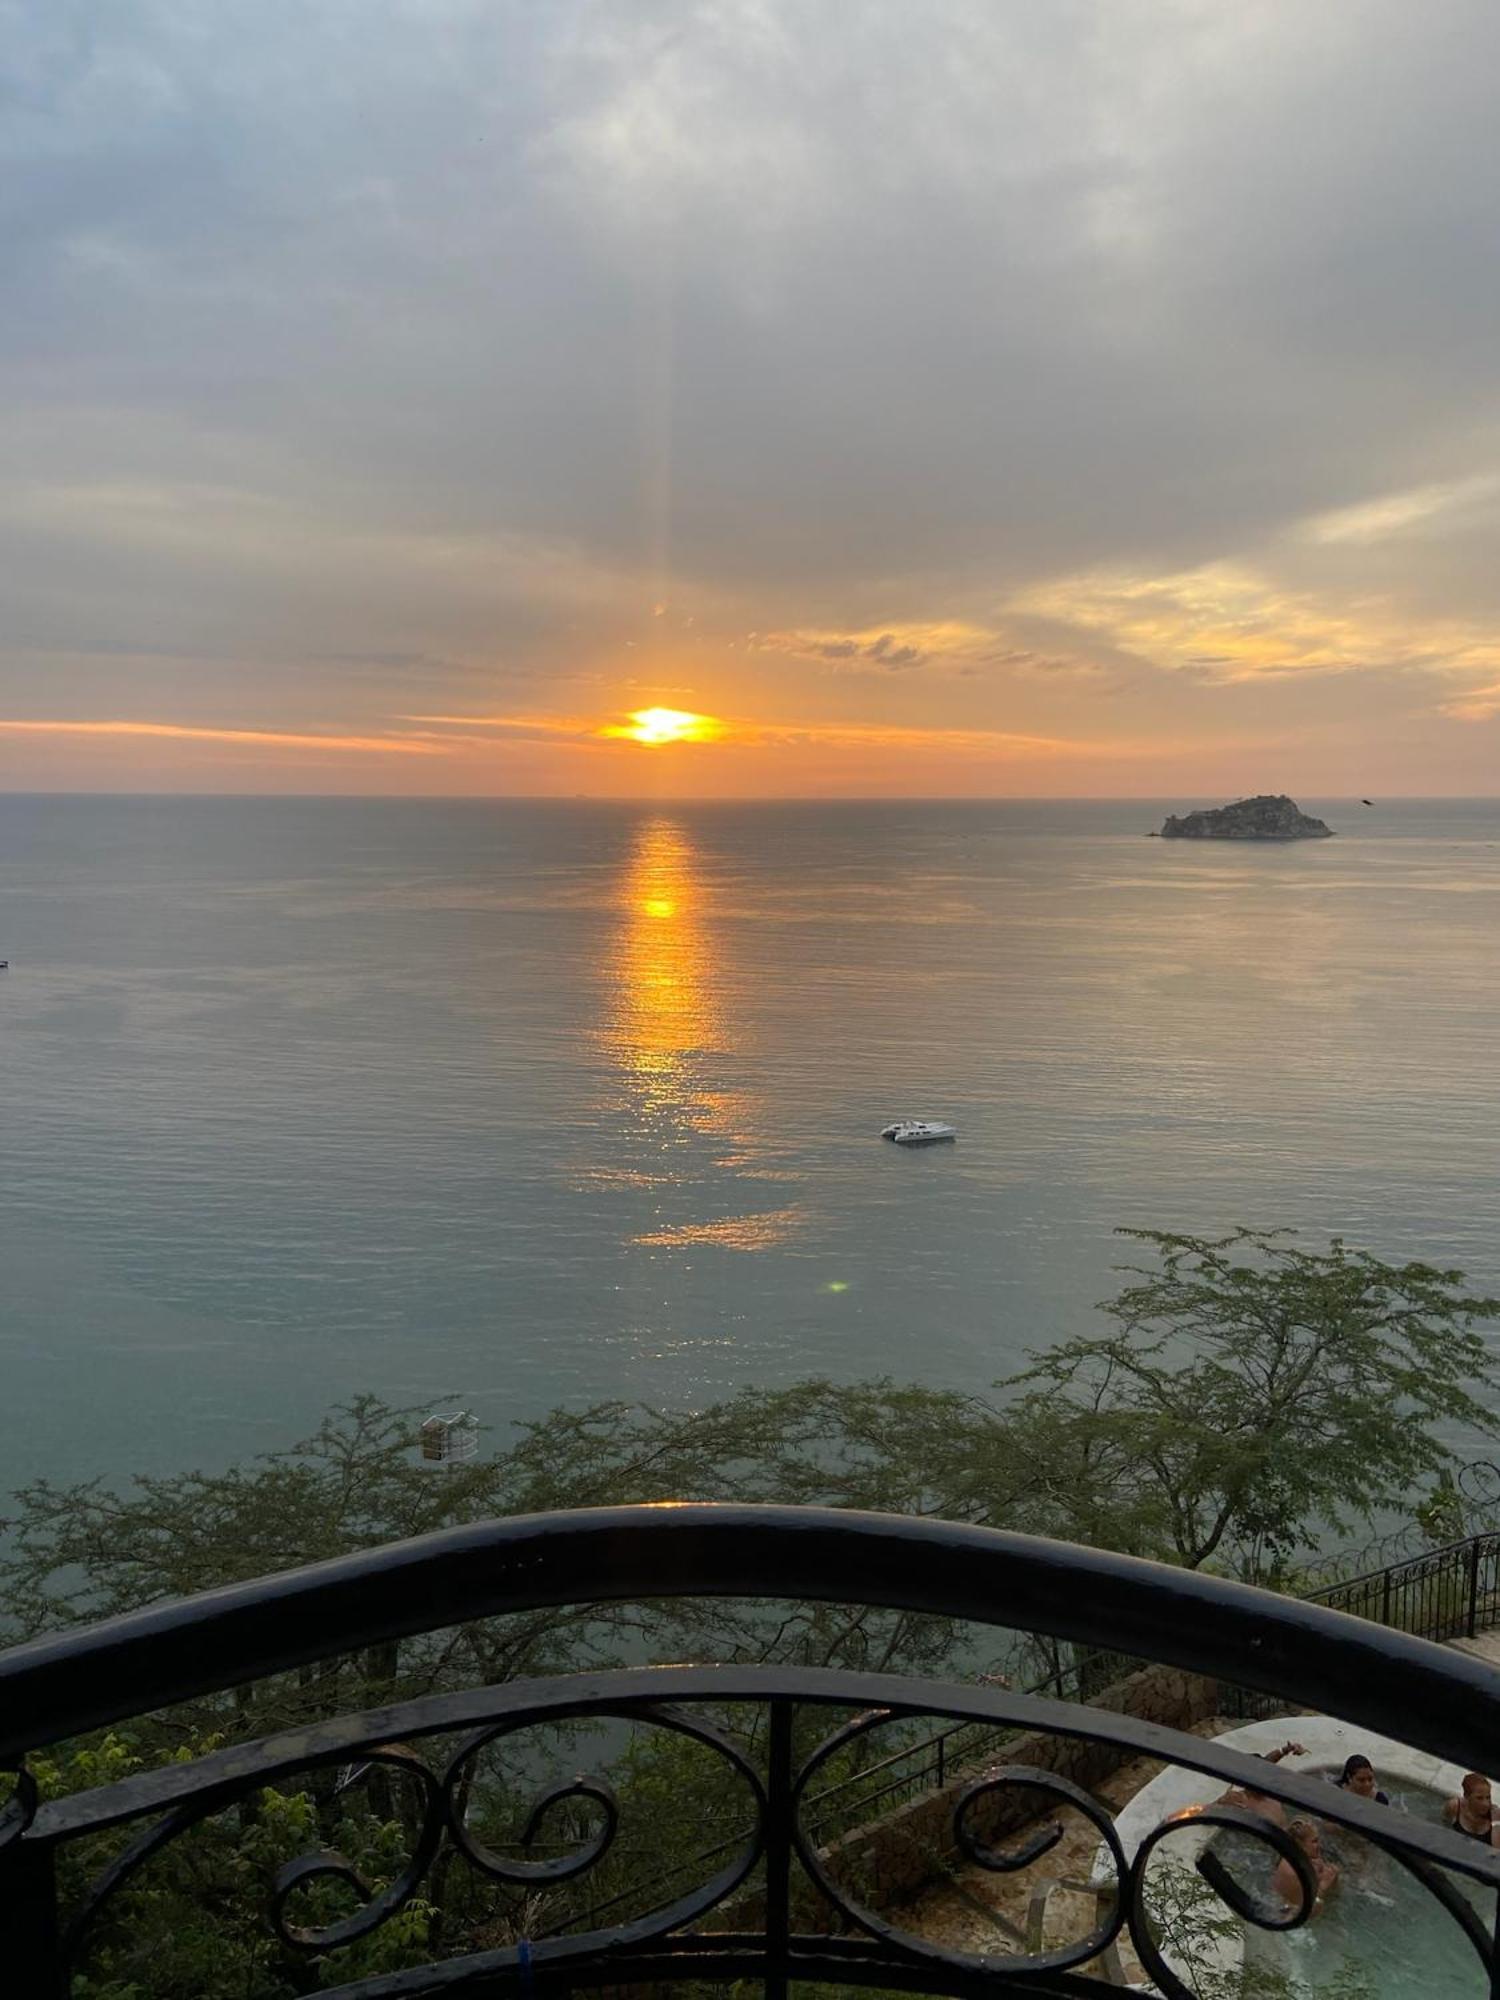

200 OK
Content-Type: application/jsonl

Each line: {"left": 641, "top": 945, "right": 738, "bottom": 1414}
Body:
{"left": 1244, "top": 1788, "right": 1488, "bottom": 1997}
{"left": 3, "top": 795, "right": 1499, "bottom": 1484}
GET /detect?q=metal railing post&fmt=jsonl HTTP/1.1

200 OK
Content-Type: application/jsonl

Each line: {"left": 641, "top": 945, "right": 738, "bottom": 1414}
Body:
{"left": 1470, "top": 1536, "right": 1484, "bottom": 1638}
{"left": 1, "top": 1838, "right": 66, "bottom": 1998}
{"left": 763, "top": 1699, "right": 794, "bottom": 2000}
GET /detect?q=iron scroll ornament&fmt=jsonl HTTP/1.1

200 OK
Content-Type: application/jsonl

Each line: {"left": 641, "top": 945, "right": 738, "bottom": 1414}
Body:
{"left": 271, "top": 1746, "right": 448, "bottom": 1952}
{"left": 435, "top": 1698, "right": 767, "bottom": 1906}
{"left": 790, "top": 1708, "right": 1136, "bottom": 1983}
{"left": 18, "top": 1670, "right": 1500, "bottom": 1995}
{"left": 789, "top": 1724, "right": 1425, "bottom": 1999}
{"left": 52, "top": 1692, "right": 769, "bottom": 1987}
{"left": 1124, "top": 1797, "right": 1498, "bottom": 2000}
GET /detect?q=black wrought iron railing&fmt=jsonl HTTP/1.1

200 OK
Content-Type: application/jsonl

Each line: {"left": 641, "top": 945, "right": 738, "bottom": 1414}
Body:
{"left": 774, "top": 1529, "right": 1500, "bottom": 1848}
{"left": 1309, "top": 1527, "right": 1500, "bottom": 1641}
{"left": 543, "top": 1639, "right": 1145, "bottom": 1942}
{"left": 4, "top": 1504, "right": 1500, "bottom": 1999}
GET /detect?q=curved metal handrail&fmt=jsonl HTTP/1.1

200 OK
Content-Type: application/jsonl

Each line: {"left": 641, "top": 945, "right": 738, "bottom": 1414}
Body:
{"left": 7, "top": 1503, "right": 1500, "bottom": 1775}
{"left": 10, "top": 1507, "right": 1500, "bottom": 1998}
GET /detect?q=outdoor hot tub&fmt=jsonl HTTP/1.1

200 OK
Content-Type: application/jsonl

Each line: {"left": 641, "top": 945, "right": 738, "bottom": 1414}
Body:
{"left": 1092, "top": 1715, "right": 1487, "bottom": 1994}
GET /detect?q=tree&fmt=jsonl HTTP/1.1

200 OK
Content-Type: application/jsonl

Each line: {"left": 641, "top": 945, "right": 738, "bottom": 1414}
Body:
{"left": 1002, "top": 1228, "right": 1500, "bottom": 1579}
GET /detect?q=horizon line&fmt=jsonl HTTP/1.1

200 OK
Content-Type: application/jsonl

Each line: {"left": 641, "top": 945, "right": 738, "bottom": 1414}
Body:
{"left": 0, "top": 790, "right": 1494, "bottom": 805}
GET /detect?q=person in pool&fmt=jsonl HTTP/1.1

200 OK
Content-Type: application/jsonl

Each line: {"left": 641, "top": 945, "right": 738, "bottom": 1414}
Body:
{"left": 1217, "top": 1739, "right": 1307, "bottom": 1825}
{"left": 1272, "top": 1818, "right": 1341, "bottom": 1917}
{"left": 1444, "top": 1772, "right": 1500, "bottom": 1844}
{"left": 1335, "top": 1753, "right": 1390, "bottom": 1805}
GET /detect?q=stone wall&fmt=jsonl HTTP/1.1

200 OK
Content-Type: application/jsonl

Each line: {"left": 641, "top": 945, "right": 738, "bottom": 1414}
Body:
{"left": 730, "top": 1661, "right": 1220, "bottom": 1933}
{"left": 819, "top": 1663, "right": 1220, "bottom": 1914}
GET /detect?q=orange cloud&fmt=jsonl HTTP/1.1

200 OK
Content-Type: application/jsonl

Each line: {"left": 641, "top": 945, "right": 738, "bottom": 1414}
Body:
{"left": 405, "top": 706, "right": 1176, "bottom": 761}
{"left": 1441, "top": 682, "right": 1500, "bottom": 722}
{"left": 755, "top": 620, "right": 1000, "bottom": 673}
{"left": 402, "top": 711, "right": 596, "bottom": 738}
{"left": 1012, "top": 561, "right": 1500, "bottom": 688}
{"left": 0, "top": 719, "right": 440, "bottom": 754}
{"left": 736, "top": 719, "right": 1079, "bottom": 755}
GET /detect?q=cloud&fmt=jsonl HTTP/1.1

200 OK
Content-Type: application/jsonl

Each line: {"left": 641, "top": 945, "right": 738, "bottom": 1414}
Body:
{"left": 401, "top": 711, "right": 603, "bottom": 744}
{"left": 756, "top": 621, "right": 1001, "bottom": 673}
{"left": 1440, "top": 682, "right": 1500, "bottom": 723}
{"left": 0, "top": 719, "right": 440, "bottom": 754}
{"left": 407, "top": 704, "right": 1188, "bottom": 764}
{"left": 1011, "top": 561, "right": 1500, "bottom": 689}
{"left": 742, "top": 721, "right": 1098, "bottom": 757}
{"left": 1303, "top": 475, "right": 1500, "bottom": 546}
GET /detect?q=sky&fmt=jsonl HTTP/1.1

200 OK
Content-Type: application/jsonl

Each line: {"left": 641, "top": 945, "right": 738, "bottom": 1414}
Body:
{"left": 6, "top": 0, "right": 1500, "bottom": 797}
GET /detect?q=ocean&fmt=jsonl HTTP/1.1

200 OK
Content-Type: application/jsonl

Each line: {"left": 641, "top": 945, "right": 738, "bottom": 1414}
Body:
{"left": 3, "top": 794, "right": 1499, "bottom": 1490}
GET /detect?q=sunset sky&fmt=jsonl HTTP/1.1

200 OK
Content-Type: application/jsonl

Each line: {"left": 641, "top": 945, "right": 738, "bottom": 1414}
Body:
{"left": 7, "top": 1, "right": 1500, "bottom": 796}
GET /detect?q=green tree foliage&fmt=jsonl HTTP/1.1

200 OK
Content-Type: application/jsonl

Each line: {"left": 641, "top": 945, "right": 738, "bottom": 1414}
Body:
{"left": 30, "top": 1733, "right": 438, "bottom": 1999}
{"left": 1004, "top": 1228, "right": 1500, "bottom": 1578}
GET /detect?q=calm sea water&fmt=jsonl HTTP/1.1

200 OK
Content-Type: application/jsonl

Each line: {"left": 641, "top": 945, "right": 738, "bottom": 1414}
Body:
{"left": 3, "top": 794, "right": 1499, "bottom": 1490}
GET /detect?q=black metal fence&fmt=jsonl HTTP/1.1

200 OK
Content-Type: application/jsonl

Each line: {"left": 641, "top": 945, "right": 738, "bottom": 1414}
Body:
{"left": 5, "top": 1506, "right": 1500, "bottom": 1999}
{"left": 796, "top": 1644, "right": 1143, "bottom": 1845}
{"left": 1308, "top": 1529, "right": 1500, "bottom": 1642}
{"left": 796, "top": 1532, "right": 1500, "bottom": 1840}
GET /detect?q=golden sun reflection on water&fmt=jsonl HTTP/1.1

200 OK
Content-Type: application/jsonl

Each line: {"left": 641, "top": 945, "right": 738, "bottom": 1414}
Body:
{"left": 603, "top": 819, "right": 807, "bottom": 1250}
{"left": 608, "top": 817, "right": 729, "bottom": 1135}
{"left": 631, "top": 1206, "right": 806, "bottom": 1249}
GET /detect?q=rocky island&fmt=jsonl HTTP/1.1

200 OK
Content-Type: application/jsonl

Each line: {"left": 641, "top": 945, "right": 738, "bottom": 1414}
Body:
{"left": 1158, "top": 794, "right": 1334, "bottom": 840}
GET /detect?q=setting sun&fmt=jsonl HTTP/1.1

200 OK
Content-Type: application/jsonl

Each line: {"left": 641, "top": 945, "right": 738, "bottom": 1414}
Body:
{"left": 608, "top": 707, "right": 720, "bottom": 747}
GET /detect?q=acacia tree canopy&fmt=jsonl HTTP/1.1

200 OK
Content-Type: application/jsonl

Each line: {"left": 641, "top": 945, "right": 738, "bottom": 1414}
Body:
{"left": 1003, "top": 1227, "right": 1500, "bottom": 1577}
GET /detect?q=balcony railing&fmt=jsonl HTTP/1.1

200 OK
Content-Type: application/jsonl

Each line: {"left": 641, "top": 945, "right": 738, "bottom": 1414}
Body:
{"left": 1310, "top": 1527, "right": 1500, "bottom": 1641}
{"left": 4, "top": 1504, "right": 1500, "bottom": 1997}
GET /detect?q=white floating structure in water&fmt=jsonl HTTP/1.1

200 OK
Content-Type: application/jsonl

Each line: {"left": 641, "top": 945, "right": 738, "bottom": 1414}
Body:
{"left": 880, "top": 1120, "right": 957, "bottom": 1145}
{"left": 419, "top": 1410, "right": 479, "bottom": 1467}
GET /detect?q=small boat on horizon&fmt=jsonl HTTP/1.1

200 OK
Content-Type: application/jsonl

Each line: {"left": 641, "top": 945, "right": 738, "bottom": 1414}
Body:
{"left": 880, "top": 1119, "right": 956, "bottom": 1146}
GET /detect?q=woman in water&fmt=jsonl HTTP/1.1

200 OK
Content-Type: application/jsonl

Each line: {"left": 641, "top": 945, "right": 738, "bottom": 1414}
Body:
{"left": 1272, "top": 1818, "right": 1341, "bottom": 1917}
{"left": 1335, "top": 1753, "right": 1390, "bottom": 1805}
{"left": 1217, "top": 1739, "right": 1306, "bottom": 1826}
{"left": 1444, "top": 1772, "right": 1500, "bottom": 1844}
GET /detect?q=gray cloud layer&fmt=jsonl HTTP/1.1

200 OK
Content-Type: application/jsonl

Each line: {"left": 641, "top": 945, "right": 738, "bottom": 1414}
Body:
{"left": 5, "top": 0, "right": 1500, "bottom": 777}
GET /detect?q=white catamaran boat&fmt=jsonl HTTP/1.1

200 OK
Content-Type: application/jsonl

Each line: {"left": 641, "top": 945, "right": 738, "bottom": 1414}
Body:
{"left": 880, "top": 1119, "right": 957, "bottom": 1145}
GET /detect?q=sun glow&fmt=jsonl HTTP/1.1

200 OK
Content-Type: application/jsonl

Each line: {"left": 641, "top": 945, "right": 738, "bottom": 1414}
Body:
{"left": 606, "top": 707, "right": 720, "bottom": 746}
